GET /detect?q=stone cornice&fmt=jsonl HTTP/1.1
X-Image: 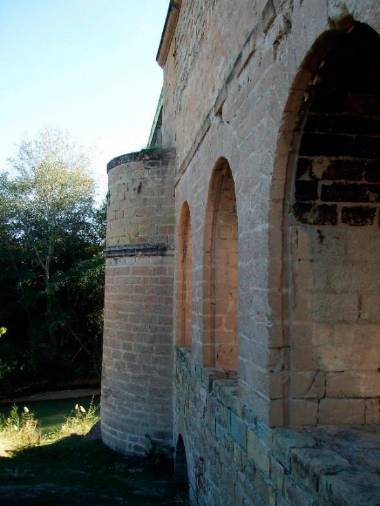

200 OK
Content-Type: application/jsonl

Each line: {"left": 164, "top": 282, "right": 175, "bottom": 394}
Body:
{"left": 107, "top": 149, "right": 161, "bottom": 173}
{"left": 156, "top": 0, "right": 182, "bottom": 68}
{"left": 107, "top": 148, "right": 175, "bottom": 174}
{"left": 105, "top": 243, "right": 173, "bottom": 258}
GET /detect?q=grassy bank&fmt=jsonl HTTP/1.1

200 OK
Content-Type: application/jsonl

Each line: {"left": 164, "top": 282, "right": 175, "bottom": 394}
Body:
{"left": 0, "top": 403, "right": 188, "bottom": 505}
{"left": 0, "top": 395, "right": 100, "bottom": 434}
{"left": 0, "top": 400, "right": 99, "bottom": 454}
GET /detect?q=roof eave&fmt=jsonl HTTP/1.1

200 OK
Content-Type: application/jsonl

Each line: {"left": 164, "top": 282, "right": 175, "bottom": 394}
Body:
{"left": 156, "top": 0, "right": 181, "bottom": 68}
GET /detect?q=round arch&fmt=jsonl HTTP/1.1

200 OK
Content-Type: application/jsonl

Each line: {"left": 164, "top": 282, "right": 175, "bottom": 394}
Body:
{"left": 203, "top": 157, "right": 239, "bottom": 370}
{"left": 174, "top": 434, "right": 189, "bottom": 489}
{"left": 269, "top": 21, "right": 380, "bottom": 426}
{"left": 176, "top": 201, "right": 193, "bottom": 347}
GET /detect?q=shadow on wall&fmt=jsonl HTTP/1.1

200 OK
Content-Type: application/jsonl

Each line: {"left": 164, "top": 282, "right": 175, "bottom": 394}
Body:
{"left": 174, "top": 435, "right": 189, "bottom": 498}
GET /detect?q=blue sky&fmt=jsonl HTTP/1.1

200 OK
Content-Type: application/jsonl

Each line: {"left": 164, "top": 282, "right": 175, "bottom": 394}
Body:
{"left": 0, "top": 0, "right": 168, "bottom": 197}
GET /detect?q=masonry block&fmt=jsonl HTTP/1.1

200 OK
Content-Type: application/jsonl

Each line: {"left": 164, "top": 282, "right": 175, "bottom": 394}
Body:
{"left": 230, "top": 411, "right": 247, "bottom": 450}
{"left": 326, "top": 371, "right": 380, "bottom": 398}
{"left": 288, "top": 400, "right": 318, "bottom": 426}
{"left": 290, "top": 447, "right": 349, "bottom": 491}
{"left": 318, "top": 399, "right": 365, "bottom": 425}
{"left": 290, "top": 371, "right": 325, "bottom": 399}
{"left": 247, "top": 429, "right": 270, "bottom": 474}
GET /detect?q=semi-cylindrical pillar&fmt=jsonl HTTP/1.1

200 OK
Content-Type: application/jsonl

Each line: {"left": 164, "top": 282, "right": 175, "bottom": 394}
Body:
{"left": 101, "top": 149, "right": 175, "bottom": 455}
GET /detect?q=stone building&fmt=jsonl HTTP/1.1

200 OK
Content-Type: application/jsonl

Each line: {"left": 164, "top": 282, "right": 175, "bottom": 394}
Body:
{"left": 101, "top": 1, "right": 380, "bottom": 504}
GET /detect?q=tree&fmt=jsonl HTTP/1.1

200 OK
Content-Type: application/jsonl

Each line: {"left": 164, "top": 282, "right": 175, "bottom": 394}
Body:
{"left": 0, "top": 129, "right": 105, "bottom": 392}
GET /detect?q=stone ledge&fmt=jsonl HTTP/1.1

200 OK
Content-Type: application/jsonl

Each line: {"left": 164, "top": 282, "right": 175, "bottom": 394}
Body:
{"left": 175, "top": 348, "right": 380, "bottom": 506}
{"left": 274, "top": 425, "right": 380, "bottom": 505}
{"left": 175, "top": 346, "right": 238, "bottom": 394}
{"left": 105, "top": 243, "right": 171, "bottom": 258}
{"left": 107, "top": 148, "right": 175, "bottom": 174}
{"left": 107, "top": 148, "right": 162, "bottom": 173}
{"left": 156, "top": 0, "right": 182, "bottom": 68}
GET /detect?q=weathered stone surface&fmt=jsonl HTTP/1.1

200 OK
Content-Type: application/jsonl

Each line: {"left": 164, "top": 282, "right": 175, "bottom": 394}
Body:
{"left": 173, "top": 349, "right": 380, "bottom": 506}
{"left": 319, "top": 398, "right": 365, "bottom": 425}
{"left": 320, "top": 470, "right": 380, "bottom": 506}
{"left": 290, "top": 447, "right": 350, "bottom": 491}
{"left": 230, "top": 411, "right": 247, "bottom": 450}
{"left": 101, "top": 0, "right": 380, "bottom": 504}
{"left": 101, "top": 151, "right": 175, "bottom": 455}
{"left": 247, "top": 429, "right": 270, "bottom": 474}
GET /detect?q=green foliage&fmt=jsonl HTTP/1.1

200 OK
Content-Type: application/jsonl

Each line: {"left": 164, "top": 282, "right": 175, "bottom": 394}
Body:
{"left": 0, "top": 129, "right": 105, "bottom": 391}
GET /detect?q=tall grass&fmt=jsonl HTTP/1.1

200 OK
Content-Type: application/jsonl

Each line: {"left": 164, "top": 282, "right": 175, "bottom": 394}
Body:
{"left": 0, "top": 406, "right": 41, "bottom": 452}
{"left": 0, "top": 399, "right": 99, "bottom": 455}
{"left": 59, "top": 400, "right": 99, "bottom": 438}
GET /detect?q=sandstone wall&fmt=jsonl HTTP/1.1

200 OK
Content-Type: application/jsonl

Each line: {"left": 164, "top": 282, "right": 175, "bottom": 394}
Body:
{"left": 101, "top": 150, "right": 175, "bottom": 454}
{"left": 286, "top": 21, "right": 380, "bottom": 424}
{"left": 167, "top": 0, "right": 380, "bottom": 427}
{"left": 101, "top": 0, "right": 380, "bottom": 502}
{"left": 106, "top": 150, "right": 174, "bottom": 248}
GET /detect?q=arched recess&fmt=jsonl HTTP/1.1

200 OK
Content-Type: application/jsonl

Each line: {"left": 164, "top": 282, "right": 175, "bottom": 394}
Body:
{"left": 270, "top": 22, "right": 380, "bottom": 425}
{"left": 176, "top": 202, "right": 193, "bottom": 347}
{"left": 203, "top": 158, "right": 238, "bottom": 370}
{"left": 174, "top": 435, "right": 189, "bottom": 489}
